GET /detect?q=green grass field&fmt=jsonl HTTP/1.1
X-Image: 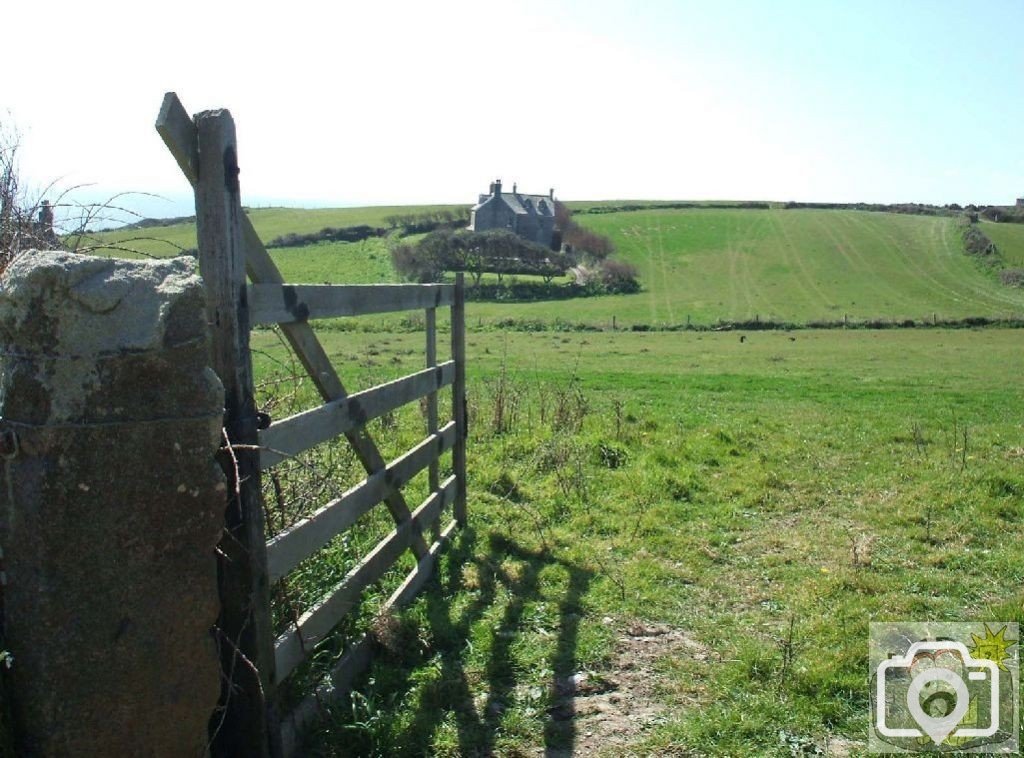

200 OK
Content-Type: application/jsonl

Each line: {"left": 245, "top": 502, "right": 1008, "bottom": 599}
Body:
{"left": 250, "top": 326, "right": 1024, "bottom": 756}
{"left": 515, "top": 208, "right": 1021, "bottom": 325}
{"left": 90, "top": 204, "right": 467, "bottom": 258}
{"left": 90, "top": 206, "right": 1024, "bottom": 326}
{"left": 76, "top": 204, "right": 1024, "bottom": 754}
{"left": 981, "top": 220, "right": 1024, "bottom": 268}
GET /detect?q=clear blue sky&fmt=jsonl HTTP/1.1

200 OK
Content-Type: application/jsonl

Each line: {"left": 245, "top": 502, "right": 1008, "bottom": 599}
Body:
{"left": 5, "top": 0, "right": 1022, "bottom": 220}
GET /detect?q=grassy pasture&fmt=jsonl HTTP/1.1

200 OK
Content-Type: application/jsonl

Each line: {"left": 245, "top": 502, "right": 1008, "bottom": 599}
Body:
{"left": 981, "top": 220, "right": 1024, "bottom": 268}
{"left": 83, "top": 203, "right": 1024, "bottom": 753}
{"left": 90, "top": 204, "right": 466, "bottom": 258}
{"left": 471, "top": 208, "right": 1021, "bottom": 325}
{"left": 91, "top": 206, "right": 1024, "bottom": 326}
{"left": 266, "top": 239, "right": 396, "bottom": 284}
{"left": 250, "top": 326, "right": 1024, "bottom": 756}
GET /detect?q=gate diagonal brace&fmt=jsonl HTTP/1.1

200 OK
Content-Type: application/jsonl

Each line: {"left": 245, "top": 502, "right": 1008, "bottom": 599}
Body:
{"left": 156, "top": 92, "right": 429, "bottom": 561}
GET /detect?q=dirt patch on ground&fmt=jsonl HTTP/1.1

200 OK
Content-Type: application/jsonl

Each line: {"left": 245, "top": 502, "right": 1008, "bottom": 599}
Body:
{"left": 823, "top": 735, "right": 863, "bottom": 756}
{"left": 542, "top": 621, "right": 712, "bottom": 757}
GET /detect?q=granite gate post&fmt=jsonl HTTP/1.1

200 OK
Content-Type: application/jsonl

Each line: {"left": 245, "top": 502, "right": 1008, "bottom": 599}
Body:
{"left": 0, "top": 251, "right": 226, "bottom": 755}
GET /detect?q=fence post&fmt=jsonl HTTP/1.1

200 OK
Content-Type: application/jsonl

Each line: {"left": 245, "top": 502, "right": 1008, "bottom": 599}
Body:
{"left": 193, "top": 108, "right": 279, "bottom": 757}
{"left": 452, "top": 273, "right": 467, "bottom": 525}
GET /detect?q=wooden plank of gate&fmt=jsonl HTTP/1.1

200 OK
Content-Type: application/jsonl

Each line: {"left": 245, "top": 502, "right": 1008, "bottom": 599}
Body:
{"left": 389, "top": 518, "right": 459, "bottom": 609}
{"left": 158, "top": 94, "right": 467, "bottom": 758}
{"left": 259, "top": 361, "right": 455, "bottom": 470}
{"left": 156, "top": 92, "right": 429, "bottom": 562}
{"left": 278, "top": 518, "right": 459, "bottom": 758}
{"left": 278, "top": 634, "right": 373, "bottom": 758}
{"left": 266, "top": 428, "right": 456, "bottom": 583}
{"left": 274, "top": 476, "right": 457, "bottom": 680}
{"left": 240, "top": 224, "right": 431, "bottom": 561}
{"left": 156, "top": 93, "right": 199, "bottom": 184}
{"left": 247, "top": 283, "right": 454, "bottom": 324}
{"left": 274, "top": 528, "right": 413, "bottom": 680}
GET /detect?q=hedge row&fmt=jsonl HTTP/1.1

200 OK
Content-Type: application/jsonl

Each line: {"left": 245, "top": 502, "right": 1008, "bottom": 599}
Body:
{"left": 480, "top": 315, "right": 1024, "bottom": 333}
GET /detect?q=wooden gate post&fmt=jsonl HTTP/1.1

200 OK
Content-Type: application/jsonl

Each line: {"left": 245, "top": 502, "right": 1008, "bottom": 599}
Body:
{"left": 452, "top": 273, "right": 467, "bottom": 525}
{"left": 193, "top": 108, "right": 279, "bottom": 758}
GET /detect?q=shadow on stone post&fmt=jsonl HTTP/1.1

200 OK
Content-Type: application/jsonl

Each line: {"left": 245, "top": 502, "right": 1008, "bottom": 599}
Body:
{"left": 0, "top": 251, "right": 226, "bottom": 756}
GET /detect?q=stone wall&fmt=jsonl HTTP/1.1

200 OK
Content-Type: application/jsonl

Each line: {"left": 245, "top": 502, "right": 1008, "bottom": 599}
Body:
{"left": 516, "top": 208, "right": 540, "bottom": 244}
{"left": 0, "top": 251, "right": 225, "bottom": 756}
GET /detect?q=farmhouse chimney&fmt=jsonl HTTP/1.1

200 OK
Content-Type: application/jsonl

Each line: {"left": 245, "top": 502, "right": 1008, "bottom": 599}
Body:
{"left": 38, "top": 199, "right": 54, "bottom": 229}
{"left": 549, "top": 188, "right": 554, "bottom": 199}
{"left": 494, "top": 179, "right": 502, "bottom": 197}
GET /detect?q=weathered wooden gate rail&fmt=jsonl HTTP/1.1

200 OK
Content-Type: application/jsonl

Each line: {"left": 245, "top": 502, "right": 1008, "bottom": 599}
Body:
{"left": 156, "top": 92, "right": 467, "bottom": 758}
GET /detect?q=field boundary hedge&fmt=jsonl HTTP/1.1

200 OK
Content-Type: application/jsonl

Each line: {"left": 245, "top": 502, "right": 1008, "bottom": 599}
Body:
{"left": 291, "top": 313, "right": 1024, "bottom": 334}
{"left": 480, "top": 315, "right": 1024, "bottom": 333}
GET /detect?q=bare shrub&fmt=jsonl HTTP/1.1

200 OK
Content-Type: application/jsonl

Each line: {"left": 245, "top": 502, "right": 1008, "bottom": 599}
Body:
{"left": 598, "top": 259, "right": 640, "bottom": 293}
{"left": 0, "top": 122, "right": 56, "bottom": 270}
{"left": 1000, "top": 269, "right": 1024, "bottom": 287}
{"left": 555, "top": 200, "right": 615, "bottom": 260}
{"left": 1, "top": 117, "right": 168, "bottom": 266}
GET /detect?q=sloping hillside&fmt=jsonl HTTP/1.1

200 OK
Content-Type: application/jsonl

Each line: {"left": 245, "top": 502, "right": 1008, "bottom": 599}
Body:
{"left": 981, "top": 220, "right": 1024, "bottom": 267}
{"left": 554, "top": 208, "right": 1024, "bottom": 324}
{"left": 89, "top": 206, "right": 1024, "bottom": 325}
{"left": 91, "top": 205, "right": 467, "bottom": 259}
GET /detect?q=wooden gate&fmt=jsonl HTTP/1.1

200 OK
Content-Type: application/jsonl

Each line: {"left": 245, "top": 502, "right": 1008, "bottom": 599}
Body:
{"left": 156, "top": 93, "right": 467, "bottom": 757}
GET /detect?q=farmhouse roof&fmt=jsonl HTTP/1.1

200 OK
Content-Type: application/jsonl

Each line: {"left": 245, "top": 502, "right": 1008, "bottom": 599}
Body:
{"left": 499, "top": 193, "right": 553, "bottom": 216}
{"left": 472, "top": 180, "right": 555, "bottom": 216}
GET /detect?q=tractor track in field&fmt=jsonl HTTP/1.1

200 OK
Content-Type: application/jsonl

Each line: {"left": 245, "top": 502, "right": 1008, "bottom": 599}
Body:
{"left": 769, "top": 211, "right": 835, "bottom": 317}
{"left": 847, "top": 212, "right": 1020, "bottom": 315}
{"left": 726, "top": 213, "right": 771, "bottom": 320}
{"left": 726, "top": 230, "right": 751, "bottom": 319}
{"left": 844, "top": 212, "right": 977, "bottom": 313}
{"left": 601, "top": 208, "right": 1024, "bottom": 327}
{"left": 817, "top": 213, "right": 919, "bottom": 315}
{"left": 652, "top": 219, "right": 677, "bottom": 323}
{"left": 629, "top": 220, "right": 676, "bottom": 324}
{"left": 623, "top": 223, "right": 664, "bottom": 324}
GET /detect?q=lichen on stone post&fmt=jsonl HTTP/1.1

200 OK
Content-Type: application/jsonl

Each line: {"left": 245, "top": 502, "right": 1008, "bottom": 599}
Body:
{"left": 0, "top": 251, "right": 226, "bottom": 756}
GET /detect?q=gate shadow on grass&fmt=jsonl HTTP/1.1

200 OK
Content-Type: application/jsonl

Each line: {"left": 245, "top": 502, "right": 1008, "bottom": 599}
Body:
{"left": 314, "top": 528, "right": 593, "bottom": 756}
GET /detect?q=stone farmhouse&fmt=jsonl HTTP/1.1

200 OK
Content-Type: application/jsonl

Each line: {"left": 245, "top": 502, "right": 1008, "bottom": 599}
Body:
{"left": 470, "top": 179, "right": 558, "bottom": 249}
{"left": 1, "top": 199, "right": 58, "bottom": 252}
